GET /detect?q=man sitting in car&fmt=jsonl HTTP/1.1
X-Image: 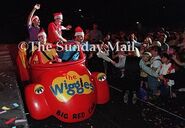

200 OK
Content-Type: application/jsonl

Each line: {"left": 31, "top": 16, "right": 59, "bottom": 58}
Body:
{"left": 30, "top": 29, "right": 61, "bottom": 64}
{"left": 58, "top": 26, "right": 85, "bottom": 62}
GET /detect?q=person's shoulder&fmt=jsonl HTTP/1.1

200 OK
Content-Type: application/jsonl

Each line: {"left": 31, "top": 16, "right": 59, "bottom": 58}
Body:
{"left": 48, "top": 22, "right": 55, "bottom": 26}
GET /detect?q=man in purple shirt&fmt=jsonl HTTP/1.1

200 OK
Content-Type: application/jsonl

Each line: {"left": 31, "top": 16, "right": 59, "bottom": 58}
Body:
{"left": 27, "top": 4, "right": 40, "bottom": 41}
{"left": 27, "top": 4, "right": 41, "bottom": 58}
{"left": 27, "top": 4, "right": 41, "bottom": 41}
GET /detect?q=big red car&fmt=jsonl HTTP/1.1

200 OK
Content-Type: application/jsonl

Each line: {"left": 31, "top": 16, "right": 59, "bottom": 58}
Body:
{"left": 16, "top": 42, "right": 110, "bottom": 123}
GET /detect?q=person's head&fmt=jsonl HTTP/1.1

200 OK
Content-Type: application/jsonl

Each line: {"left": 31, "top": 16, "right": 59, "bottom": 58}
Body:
{"left": 159, "top": 33, "right": 167, "bottom": 43}
{"left": 74, "top": 26, "right": 84, "bottom": 43}
{"left": 104, "top": 33, "right": 111, "bottom": 41}
{"left": 93, "top": 23, "right": 98, "bottom": 30}
{"left": 161, "top": 53, "right": 171, "bottom": 64}
{"left": 144, "top": 37, "right": 152, "bottom": 45}
{"left": 150, "top": 46, "right": 161, "bottom": 57}
{"left": 152, "top": 41, "right": 161, "bottom": 47}
{"left": 142, "top": 37, "right": 152, "bottom": 49}
{"left": 142, "top": 52, "right": 152, "bottom": 62}
{"left": 37, "top": 29, "right": 47, "bottom": 43}
{"left": 129, "top": 33, "right": 137, "bottom": 41}
{"left": 119, "top": 31, "right": 126, "bottom": 39}
{"left": 53, "top": 12, "right": 63, "bottom": 25}
{"left": 31, "top": 15, "right": 40, "bottom": 27}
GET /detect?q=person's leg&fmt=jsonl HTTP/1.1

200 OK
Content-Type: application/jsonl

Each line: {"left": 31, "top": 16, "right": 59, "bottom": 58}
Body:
{"left": 160, "top": 85, "right": 170, "bottom": 101}
{"left": 148, "top": 76, "right": 159, "bottom": 95}
{"left": 123, "top": 78, "right": 130, "bottom": 104}
{"left": 123, "top": 90, "right": 129, "bottom": 104}
{"left": 128, "top": 79, "right": 139, "bottom": 104}
{"left": 140, "top": 80, "right": 144, "bottom": 88}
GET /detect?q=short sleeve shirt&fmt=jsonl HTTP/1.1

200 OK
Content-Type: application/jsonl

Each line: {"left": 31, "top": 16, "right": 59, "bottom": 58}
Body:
{"left": 48, "top": 22, "right": 62, "bottom": 43}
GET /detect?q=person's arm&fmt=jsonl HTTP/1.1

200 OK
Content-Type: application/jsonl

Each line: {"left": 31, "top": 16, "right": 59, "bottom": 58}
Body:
{"left": 152, "top": 60, "right": 162, "bottom": 73}
{"left": 134, "top": 47, "right": 141, "bottom": 57}
{"left": 139, "top": 59, "right": 159, "bottom": 77}
{"left": 172, "top": 55, "right": 185, "bottom": 67}
{"left": 51, "top": 49, "right": 62, "bottom": 62}
{"left": 160, "top": 73, "right": 176, "bottom": 80}
{"left": 113, "top": 58, "right": 125, "bottom": 68}
{"left": 133, "top": 40, "right": 141, "bottom": 47}
{"left": 27, "top": 4, "right": 40, "bottom": 27}
{"left": 54, "top": 30, "right": 67, "bottom": 42}
{"left": 97, "top": 51, "right": 112, "bottom": 62}
{"left": 61, "top": 25, "right": 72, "bottom": 30}
{"left": 49, "top": 23, "right": 67, "bottom": 43}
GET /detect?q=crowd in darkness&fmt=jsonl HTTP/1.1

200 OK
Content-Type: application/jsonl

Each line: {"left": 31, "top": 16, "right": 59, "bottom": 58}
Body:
{"left": 21, "top": 4, "right": 185, "bottom": 106}
{"left": 84, "top": 25, "right": 185, "bottom": 104}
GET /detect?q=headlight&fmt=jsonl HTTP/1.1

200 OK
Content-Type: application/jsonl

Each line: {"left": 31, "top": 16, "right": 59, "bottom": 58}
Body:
{"left": 97, "top": 73, "right": 106, "bottom": 81}
{"left": 34, "top": 84, "right": 44, "bottom": 94}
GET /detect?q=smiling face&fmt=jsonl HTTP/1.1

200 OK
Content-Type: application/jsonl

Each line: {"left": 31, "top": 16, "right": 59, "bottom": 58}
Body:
{"left": 55, "top": 18, "right": 63, "bottom": 26}
{"left": 143, "top": 55, "right": 150, "bottom": 62}
{"left": 38, "top": 35, "right": 47, "bottom": 44}
{"left": 75, "top": 35, "right": 84, "bottom": 43}
{"left": 32, "top": 18, "right": 40, "bottom": 27}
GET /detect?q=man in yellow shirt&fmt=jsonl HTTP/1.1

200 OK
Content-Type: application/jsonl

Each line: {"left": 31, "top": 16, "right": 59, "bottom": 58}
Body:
{"left": 30, "top": 29, "right": 61, "bottom": 64}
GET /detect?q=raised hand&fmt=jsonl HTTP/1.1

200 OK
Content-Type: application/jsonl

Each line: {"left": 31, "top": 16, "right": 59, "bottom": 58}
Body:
{"left": 34, "top": 4, "right": 40, "bottom": 10}
{"left": 66, "top": 25, "right": 72, "bottom": 30}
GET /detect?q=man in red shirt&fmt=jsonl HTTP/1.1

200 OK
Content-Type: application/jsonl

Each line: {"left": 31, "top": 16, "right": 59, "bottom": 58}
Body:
{"left": 47, "top": 12, "right": 72, "bottom": 43}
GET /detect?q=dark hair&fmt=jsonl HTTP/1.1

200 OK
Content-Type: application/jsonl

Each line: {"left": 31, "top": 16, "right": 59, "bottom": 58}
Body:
{"left": 161, "top": 53, "right": 171, "bottom": 60}
{"left": 150, "top": 46, "right": 161, "bottom": 55}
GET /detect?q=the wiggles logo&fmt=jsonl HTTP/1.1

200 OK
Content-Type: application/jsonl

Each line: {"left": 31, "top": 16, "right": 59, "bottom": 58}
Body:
{"left": 50, "top": 71, "right": 94, "bottom": 102}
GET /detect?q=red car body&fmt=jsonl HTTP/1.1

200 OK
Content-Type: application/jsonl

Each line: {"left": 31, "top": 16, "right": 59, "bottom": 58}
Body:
{"left": 17, "top": 42, "right": 110, "bottom": 123}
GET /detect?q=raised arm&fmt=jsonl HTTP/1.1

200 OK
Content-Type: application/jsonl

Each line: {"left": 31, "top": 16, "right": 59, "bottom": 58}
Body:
{"left": 61, "top": 25, "right": 72, "bottom": 30}
{"left": 172, "top": 55, "right": 185, "bottom": 67}
{"left": 54, "top": 30, "right": 67, "bottom": 42}
{"left": 139, "top": 59, "right": 159, "bottom": 77}
{"left": 27, "top": 4, "right": 40, "bottom": 27}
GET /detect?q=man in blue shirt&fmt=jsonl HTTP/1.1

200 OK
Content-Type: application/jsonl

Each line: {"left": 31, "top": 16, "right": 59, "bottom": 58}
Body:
{"left": 59, "top": 26, "right": 85, "bottom": 61}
